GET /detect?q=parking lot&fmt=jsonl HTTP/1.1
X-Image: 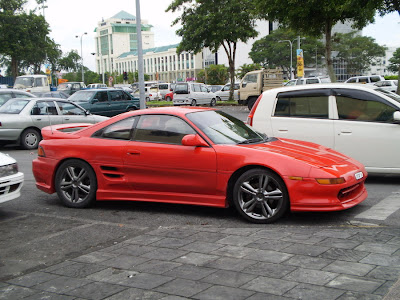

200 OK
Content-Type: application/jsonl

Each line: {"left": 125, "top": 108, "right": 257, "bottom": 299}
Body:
{"left": 1, "top": 106, "right": 400, "bottom": 299}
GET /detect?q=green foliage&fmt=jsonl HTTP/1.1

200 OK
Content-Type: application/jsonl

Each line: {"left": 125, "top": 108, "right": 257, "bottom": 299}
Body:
{"left": 197, "top": 64, "right": 229, "bottom": 85}
{"left": 253, "top": 0, "right": 378, "bottom": 82}
{"left": 236, "top": 64, "right": 262, "bottom": 79}
{"left": 131, "top": 71, "right": 150, "bottom": 82}
{"left": 388, "top": 48, "right": 400, "bottom": 73}
{"left": 384, "top": 75, "right": 399, "bottom": 80}
{"left": 333, "top": 32, "right": 386, "bottom": 75}
{"left": 58, "top": 50, "right": 81, "bottom": 72}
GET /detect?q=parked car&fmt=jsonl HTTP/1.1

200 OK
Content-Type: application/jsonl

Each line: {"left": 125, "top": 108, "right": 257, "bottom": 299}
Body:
{"left": 247, "top": 83, "right": 400, "bottom": 174}
{"left": 132, "top": 87, "right": 161, "bottom": 101}
{"left": 57, "top": 82, "right": 86, "bottom": 95}
{"left": 374, "top": 80, "right": 398, "bottom": 93}
{"left": 207, "top": 85, "right": 224, "bottom": 93}
{"left": 87, "top": 83, "right": 107, "bottom": 89}
{"left": 0, "top": 89, "right": 36, "bottom": 106}
{"left": 173, "top": 82, "right": 217, "bottom": 106}
{"left": 283, "top": 77, "right": 331, "bottom": 86}
{"left": 69, "top": 88, "right": 140, "bottom": 117}
{"left": 32, "top": 91, "right": 70, "bottom": 99}
{"left": 0, "top": 98, "right": 108, "bottom": 149}
{"left": 13, "top": 75, "right": 50, "bottom": 93}
{"left": 0, "top": 152, "right": 24, "bottom": 203}
{"left": 157, "top": 83, "right": 171, "bottom": 100}
{"left": 345, "top": 75, "right": 384, "bottom": 85}
{"left": 215, "top": 83, "right": 240, "bottom": 101}
{"left": 32, "top": 107, "right": 367, "bottom": 224}
{"left": 165, "top": 91, "right": 174, "bottom": 101}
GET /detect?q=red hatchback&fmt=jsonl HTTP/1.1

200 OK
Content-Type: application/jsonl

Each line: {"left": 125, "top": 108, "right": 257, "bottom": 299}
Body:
{"left": 32, "top": 107, "right": 367, "bottom": 223}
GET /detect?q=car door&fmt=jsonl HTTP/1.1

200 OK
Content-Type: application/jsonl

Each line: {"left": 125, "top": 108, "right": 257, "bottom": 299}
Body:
{"left": 108, "top": 90, "right": 127, "bottom": 115}
{"left": 270, "top": 89, "right": 335, "bottom": 148}
{"left": 56, "top": 100, "right": 95, "bottom": 124}
{"left": 90, "top": 90, "right": 110, "bottom": 116}
{"left": 200, "top": 84, "right": 211, "bottom": 104}
{"left": 332, "top": 88, "right": 400, "bottom": 171}
{"left": 30, "top": 100, "right": 64, "bottom": 129}
{"left": 123, "top": 114, "right": 217, "bottom": 202}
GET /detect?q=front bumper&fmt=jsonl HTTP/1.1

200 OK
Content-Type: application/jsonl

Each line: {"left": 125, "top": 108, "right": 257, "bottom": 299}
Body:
{"left": 0, "top": 172, "right": 24, "bottom": 203}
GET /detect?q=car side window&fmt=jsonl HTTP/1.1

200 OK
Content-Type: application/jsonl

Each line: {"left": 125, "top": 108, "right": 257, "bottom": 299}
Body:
{"left": 95, "top": 117, "right": 136, "bottom": 140}
{"left": 193, "top": 84, "right": 201, "bottom": 92}
{"left": 200, "top": 85, "right": 208, "bottom": 92}
{"left": 96, "top": 91, "right": 108, "bottom": 102}
{"left": 56, "top": 101, "right": 85, "bottom": 115}
{"left": 32, "top": 101, "right": 58, "bottom": 115}
{"left": 34, "top": 78, "right": 44, "bottom": 87}
{"left": 134, "top": 115, "right": 195, "bottom": 145}
{"left": 359, "top": 77, "right": 368, "bottom": 83}
{"left": 370, "top": 76, "right": 381, "bottom": 83}
{"left": 109, "top": 91, "right": 124, "bottom": 101}
{"left": 275, "top": 96, "right": 329, "bottom": 119}
{"left": 347, "top": 78, "right": 357, "bottom": 83}
{"left": 336, "top": 96, "right": 396, "bottom": 122}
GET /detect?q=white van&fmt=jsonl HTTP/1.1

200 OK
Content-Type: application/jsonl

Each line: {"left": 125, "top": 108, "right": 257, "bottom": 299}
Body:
{"left": 345, "top": 75, "right": 384, "bottom": 85}
{"left": 13, "top": 75, "right": 50, "bottom": 93}
{"left": 157, "top": 83, "right": 171, "bottom": 99}
{"left": 173, "top": 82, "right": 217, "bottom": 106}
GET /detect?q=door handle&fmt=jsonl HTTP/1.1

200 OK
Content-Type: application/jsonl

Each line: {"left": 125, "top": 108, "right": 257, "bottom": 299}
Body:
{"left": 278, "top": 129, "right": 288, "bottom": 132}
{"left": 340, "top": 129, "right": 352, "bottom": 134}
{"left": 127, "top": 151, "right": 140, "bottom": 155}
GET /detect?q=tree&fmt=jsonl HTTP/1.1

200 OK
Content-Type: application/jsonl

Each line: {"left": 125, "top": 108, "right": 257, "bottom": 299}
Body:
{"left": 249, "top": 28, "right": 324, "bottom": 78}
{"left": 254, "top": 0, "right": 377, "bottom": 82}
{"left": 167, "top": 0, "right": 258, "bottom": 100}
{"left": 197, "top": 64, "right": 229, "bottom": 85}
{"left": 332, "top": 32, "right": 386, "bottom": 76}
{"left": 388, "top": 48, "right": 400, "bottom": 93}
{"left": 236, "top": 63, "right": 262, "bottom": 79}
{"left": 58, "top": 50, "right": 81, "bottom": 72}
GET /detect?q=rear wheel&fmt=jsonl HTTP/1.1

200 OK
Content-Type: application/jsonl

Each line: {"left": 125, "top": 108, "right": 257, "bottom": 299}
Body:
{"left": 233, "top": 168, "right": 289, "bottom": 223}
{"left": 216, "top": 96, "right": 221, "bottom": 102}
{"left": 191, "top": 99, "right": 197, "bottom": 106}
{"left": 145, "top": 97, "right": 150, "bottom": 101}
{"left": 247, "top": 97, "right": 258, "bottom": 110}
{"left": 166, "top": 96, "right": 172, "bottom": 101}
{"left": 210, "top": 98, "right": 216, "bottom": 107}
{"left": 20, "top": 128, "right": 41, "bottom": 150}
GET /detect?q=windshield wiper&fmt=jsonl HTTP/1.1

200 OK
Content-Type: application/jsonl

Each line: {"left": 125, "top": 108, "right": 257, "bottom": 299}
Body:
{"left": 237, "top": 138, "right": 264, "bottom": 144}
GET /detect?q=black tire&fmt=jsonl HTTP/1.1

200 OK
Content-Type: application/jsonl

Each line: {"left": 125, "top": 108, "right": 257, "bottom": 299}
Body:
{"left": 247, "top": 97, "right": 257, "bottom": 110}
{"left": 166, "top": 96, "right": 172, "bottom": 101}
{"left": 55, "top": 159, "right": 97, "bottom": 208}
{"left": 20, "top": 128, "right": 41, "bottom": 150}
{"left": 210, "top": 98, "right": 216, "bottom": 107}
{"left": 216, "top": 96, "right": 221, "bottom": 102}
{"left": 191, "top": 99, "right": 197, "bottom": 106}
{"left": 233, "top": 168, "right": 289, "bottom": 224}
{"left": 145, "top": 97, "right": 150, "bottom": 101}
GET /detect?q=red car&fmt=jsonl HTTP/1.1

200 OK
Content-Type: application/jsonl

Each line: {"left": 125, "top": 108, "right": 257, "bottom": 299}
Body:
{"left": 32, "top": 107, "right": 367, "bottom": 223}
{"left": 165, "top": 91, "right": 173, "bottom": 101}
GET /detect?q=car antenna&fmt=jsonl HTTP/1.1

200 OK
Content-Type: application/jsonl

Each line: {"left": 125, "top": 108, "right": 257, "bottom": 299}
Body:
{"left": 47, "top": 103, "right": 54, "bottom": 135}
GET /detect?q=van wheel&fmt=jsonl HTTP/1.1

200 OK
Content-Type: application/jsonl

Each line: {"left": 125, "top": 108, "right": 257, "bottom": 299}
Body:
{"left": 191, "top": 100, "right": 197, "bottom": 106}
{"left": 247, "top": 97, "right": 257, "bottom": 110}
{"left": 145, "top": 97, "right": 150, "bottom": 101}
{"left": 210, "top": 98, "right": 216, "bottom": 107}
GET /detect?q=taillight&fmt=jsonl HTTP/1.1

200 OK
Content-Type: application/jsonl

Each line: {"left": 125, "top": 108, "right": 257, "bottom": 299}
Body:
{"left": 37, "top": 146, "right": 46, "bottom": 157}
{"left": 246, "top": 94, "right": 263, "bottom": 126}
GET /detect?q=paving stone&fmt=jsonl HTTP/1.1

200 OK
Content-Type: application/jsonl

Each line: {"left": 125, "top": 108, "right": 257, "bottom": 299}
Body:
{"left": 133, "top": 260, "right": 181, "bottom": 274}
{"left": 283, "top": 255, "right": 333, "bottom": 270}
{"left": 141, "top": 248, "right": 188, "bottom": 261}
{"left": 100, "top": 254, "right": 150, "bottom": 269}
{"left": 246, "top": 239, "right": 293, "bottom": 251}
{"left": 317, "top": 238, "right": 361, "bottom": 250}
{"left": 360, "top": 253, "right": 400, "bottom": 267}
{"left": 283, "top": 268, "right": 338, "bottom": 285}
{"left": 249, "top": 229, "right": 291, "bottom": 240}
{"left": 387, "top": 236, "right": 400, "bottom": 246}
{"left": 45, "top": 261, "right": 107, "bottom": 278}
{"left": 336, "top": 291, "right": 383, "bottom": 300}
{"left": 210, "top": 245, "right": 255, "bottom": 259}
{"left": 104, "top": 287, "right": 166, "bottom": 300}
{"left": 244, "top": 276, "right": 298, "bottom": 295}
{"left": 221, "top": 228, "right": 262, "bottom": 236}
{"left": 118, "top": 272, "right": 174, "bottom": 289}
{"left": 323, "top": 260, "right": 375, "bottom": 276}
{"left": 373, "top": 280, "right": 395, "bottom": 296}
{"left": 71, "top": 251, "right": 117, "bottom": 263}
{"left": 65, "top": 281, "right": 127, "bottom": 299}
{"left": 86, "top": 267, "right": 138, "bottom": 284}
{"left": 188, "top": 232, "right": 229, "bottom": 243}
{"left": 351, "top": 233, "right": 393, "bottom": 243}
{"left": 42, "top": 261, "right": 76, "bottom": 273}
{"left": 163, "top": 264, "right": 217, "bottom": 281}
{"left": 6, "top": 271, "right": 59, "bottom": 287}
{"left": 284, "top": 283, "right": 344, "bottom": 300}
{"left": 174, "top": 252, "right": 219, "bottom": 266}
{"left": 242, "top": 262, "right": 296, "bottom": 278}
{"left": 146, "top": 228, "right": 198, "bottom": 238}
{"left": 193, "top": 285, "right": 255, "bottom": 300}
{"left": 0, "top": 284, "right": 37, "bottom": 299}
{"left": 180, "top": 241, "right": 224, "bottom": 253}
{"left": 380, "top": 228, "right": 400, "bottom": 237}
{"left": 34, "top": 276, "right": 92, "bottom": 294}
{"left": 366, "top": 266, "right": 400, "bottom": 281}
{"left": 246, "top": 292, "right": 292, "bottom": 300}
{"left": 281, "top": 243, "right": 330, "bottom": 257}
{"left": 203, "top": 257, "right": 256, "bottom": 271}
{"left": 321, "top": 248, "right": 370, "bottom": 262}
{"left": 23, "top": 291, "right": 76, "bottom": 300}
{"left": 326, "top": 275, "right": 384, "bottom": 293}
{"left": 281, "top": 234, "right": 327, "bottom": 245}
{"left": 150, "top": 237, "right": 194, "bottom": 249}
{"left": 200, "top": 269, "right": 257, "bottom": 287}
{"left": 124, "top": 235, "right": 164, "bottom": 245}
{"left": 246, "top": 249, "right": 293, "bottom": 264}
{"left": 112, "top": 245, "right": 158, "bottom": 256}
{"left": 314, "top": 229, "right": 356, "bottom": 239}
{"left": 155, "top": 278, "right": 211, "bottom": 297}
{"left": 354, "top": 242, "right": 399, "bottom": 255}
{"left": 216, "top": 235, "right": 259, "bottom": 247}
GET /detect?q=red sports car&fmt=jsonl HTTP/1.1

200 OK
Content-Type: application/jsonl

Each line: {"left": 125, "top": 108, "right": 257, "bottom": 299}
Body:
{"left": 32, "top": 107, "right": 367, "bottom": 223}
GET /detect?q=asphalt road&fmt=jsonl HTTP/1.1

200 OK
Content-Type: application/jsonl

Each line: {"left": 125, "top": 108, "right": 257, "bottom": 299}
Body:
{"left": 1, "top": 105, "right": 399, "bottom": 282}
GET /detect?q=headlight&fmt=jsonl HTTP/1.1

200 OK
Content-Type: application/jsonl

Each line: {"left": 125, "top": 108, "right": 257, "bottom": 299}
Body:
{"left": 0, "top": 163, "right": 18, "bottom": 177}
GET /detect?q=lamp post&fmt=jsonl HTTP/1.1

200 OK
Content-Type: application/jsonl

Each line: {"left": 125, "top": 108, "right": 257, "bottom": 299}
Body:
{"left": 279, "top": 39, "right": 294, "bottom": 80}
{"left": 76, "top": 32, "right": 87, "bottom": 83}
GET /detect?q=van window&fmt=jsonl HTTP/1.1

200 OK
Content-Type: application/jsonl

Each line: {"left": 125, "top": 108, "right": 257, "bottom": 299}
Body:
{"left": 35, "top": 78, "right": 44, "bottom": 87}
{"left": 200, "top": 85, "right": 208, "bottom": 92}
{"left": 193, "top": 84, "right": 201, "bottom": 92}
{"left": 346, "top": 78, "right": 357, "bottom": 83}
{"left": 359, "top": 77, "right": 368, "bottom": 84}
{"left": 275, "top": 95, "right": 329, "bottom": 119}
{"left": 370, "top": 76, "right": 381, "bottom": 83}
{"left": 243, "top": 74, "right": 258, "bottom": 83}
{"left": 306, "top": 78, "right": 320, "bottom": 84}
{"left": 158, "top": 84, "right": 169, "bottom": 90}
{"left": 174, "top": 83, "right": 189, "bottom": 94}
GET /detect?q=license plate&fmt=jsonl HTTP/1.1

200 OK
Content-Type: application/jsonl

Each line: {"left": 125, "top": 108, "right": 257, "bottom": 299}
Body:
{"left": 355, "top": 172, "right": 364, "bottom": 180}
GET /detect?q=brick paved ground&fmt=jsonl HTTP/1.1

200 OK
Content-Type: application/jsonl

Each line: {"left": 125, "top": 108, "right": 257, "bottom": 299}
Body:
{"left": 1, "top": 225, "right": 400, "bottom": 299}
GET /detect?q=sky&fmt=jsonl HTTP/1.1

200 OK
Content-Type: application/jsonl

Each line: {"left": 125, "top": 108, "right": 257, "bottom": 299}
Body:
{"left": 25, "top": 0, "right": 400, "bottom": 72}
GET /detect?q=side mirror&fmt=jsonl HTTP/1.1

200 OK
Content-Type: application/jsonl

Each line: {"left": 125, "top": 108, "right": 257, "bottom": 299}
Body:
{"left": 182, "top": 134, "right": 208, "bottom": 147}
{"left": 242, "top": 82, "right": 247, "bottom": 88}
{"left": 393, "top": 111, "right": 400, "bottom": 123}
{"left": 91, "top": 99, "right": 99, "bottom": 103}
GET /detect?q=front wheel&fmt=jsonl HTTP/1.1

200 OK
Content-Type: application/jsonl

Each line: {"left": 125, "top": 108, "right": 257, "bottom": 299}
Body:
{"left": 210, "top": 98, "right": 216, "bottom": 107}
{"left": 20, "top": 128, "right": 41, "bottom": 150}
{"left": 55, "top": 159, "right": 97, "bottom": 208}
{"left": 247, "top": 97, "right": 257, "bottom": 110}
{"left": 233, "top": 168, "right": 289, "bottom": 223}
{"left": 191, "top": 99, "right": 197, "bottom": 106}
{"left": 166, "top": 96, "right": 172, "bottom": 101}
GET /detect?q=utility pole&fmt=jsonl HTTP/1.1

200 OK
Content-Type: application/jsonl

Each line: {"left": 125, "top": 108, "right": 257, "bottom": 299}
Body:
{"left": 136, "top": 0, "right": 146, "bottom": 109}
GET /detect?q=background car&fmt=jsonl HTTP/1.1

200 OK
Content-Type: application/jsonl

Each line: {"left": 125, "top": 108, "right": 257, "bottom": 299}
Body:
{"left": 374, "top": 80, "right": 398, "bottom": 93}
{"left": 215, "top": 83, "right": 240, "bottom": 101}
{"left": 87, "top": 83, "right": 107, "bottom": 89}
{"left": 248, "top": 83, "right": 400, "bottom": 174}
{"left": 57, "top": 82, "right": 86, "bottom": 95}
{"left": 0, "top": 98, "right": 108, "bottom": 149}
{"left": 165, "top": 91, "right": 173, "bottom": 101}
{"left": 345, "top": 75, "right": 385, "bottom": 85}
{"left": 69, "top": 88, "right": 140, "bottom": 117}
{"left": 33, "top": 107, "right": 367, "bottom": 224}
{"left": 0, "top": 152, "right": 24, "bottom": 204}
{"left": 132, "top": 87, "right": 161, "bottom": 101}
{"left": 0, "top": 89, "right": 36, "bottom": 106}
{"left": 283, "top": 77, "right": 331, "bottom": 86}
{"left": 173, "top": 82, "right": 217, "bottom": 106}
{"left": 32, "top": 91, "right": 70, "bottom": 99}
{"left": 207, "top": 85, "right": 223, "bottom": 93}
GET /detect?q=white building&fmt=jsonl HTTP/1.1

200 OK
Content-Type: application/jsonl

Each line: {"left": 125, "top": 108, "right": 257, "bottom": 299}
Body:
{"left": 366, "top": 46, "right": 398, "bottom": 76}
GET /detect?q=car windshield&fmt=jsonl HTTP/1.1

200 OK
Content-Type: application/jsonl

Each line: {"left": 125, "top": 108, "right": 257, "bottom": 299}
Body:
{"left": 14, "top": 77, "right": 34, "bottom": 89}
{"left": 187, "top": 110, "right": 265, "bottom": 144}
{"left": 68, "top": 91, "right": 95, "bottom": 102}
{"left": 375, "top": 89, "right": 400, "bottom": 103}
{"left": 0, "top": 99, "right": 30, "bottom": 114}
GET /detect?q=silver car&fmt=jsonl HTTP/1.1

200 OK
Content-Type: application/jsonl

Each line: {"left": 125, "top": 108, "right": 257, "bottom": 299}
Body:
{"left": 0, "top": 98, "right": 109, "bottom": 150}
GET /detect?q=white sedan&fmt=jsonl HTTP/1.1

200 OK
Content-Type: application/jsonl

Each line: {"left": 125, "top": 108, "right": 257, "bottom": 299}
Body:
{"left": 0, "top": 153, "right": 24, "bottom": 203}
{"left": 374, "top": 80, "right": 398, "bottom": 93}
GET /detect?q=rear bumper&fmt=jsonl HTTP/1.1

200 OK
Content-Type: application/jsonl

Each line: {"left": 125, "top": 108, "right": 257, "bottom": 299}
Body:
{"left": 32, "top": 157, "right": 57, "bottom": 194}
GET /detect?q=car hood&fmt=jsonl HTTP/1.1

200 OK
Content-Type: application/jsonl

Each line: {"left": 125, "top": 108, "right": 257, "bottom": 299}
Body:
{"left": 243, "top": 137, "right": 351, "bottom": 168}
{"left": 0, "top": 152, "right": 17, "bottom": 165}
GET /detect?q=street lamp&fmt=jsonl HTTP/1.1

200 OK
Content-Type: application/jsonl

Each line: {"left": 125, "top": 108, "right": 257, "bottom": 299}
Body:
{"left": 76, "top": 32, "right": 87, "bottom": 83}
{"left": 279, "top": 37, "right": 305, "bottom": 80}
{"left": 91, "top": 52, "right": 105, "bottom": 84}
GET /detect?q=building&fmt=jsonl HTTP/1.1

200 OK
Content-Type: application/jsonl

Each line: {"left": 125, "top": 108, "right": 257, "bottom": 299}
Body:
{"left": 366, "top": 46, "right": 398, "bottom": 77}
